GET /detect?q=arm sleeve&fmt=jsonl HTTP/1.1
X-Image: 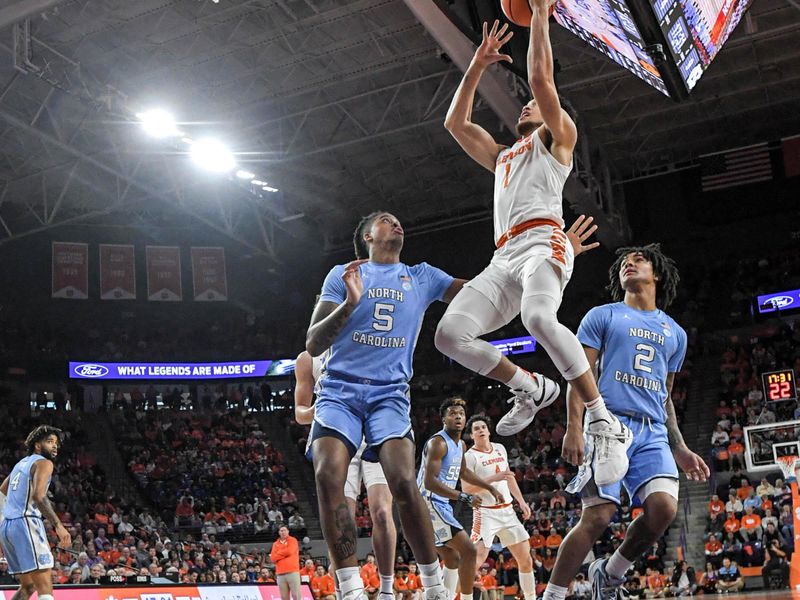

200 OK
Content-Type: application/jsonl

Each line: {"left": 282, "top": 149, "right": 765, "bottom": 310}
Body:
{"left": 418, "top": 262, "right": 455, "bottom": 303}
{"left": 668, "top": 323, "right": 688, "bottom": 373}
{"left": 576, "top": 306, "right": 609, "bottom": 350}
{"left": 319, "top": 265, "right": 347, "bottom": 304}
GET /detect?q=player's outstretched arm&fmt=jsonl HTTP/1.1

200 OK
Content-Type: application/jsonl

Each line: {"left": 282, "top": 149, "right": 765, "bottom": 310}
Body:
{"left": 665, "top": 373, "right": 710, "bottom": 481}
{"left": 444, "top": 20, "right": 512, "bottom": 173}
{"left": 31, "top": 460, "right": 70, "bottom": 549}
{"left": 294, "top": 351, "right": 315, "bottom": 425}
{"left": 442, "top": 278, "right": 468, "bottom": 303}
{"left": 527, "top": 0, "right": 576, "bottom": 156}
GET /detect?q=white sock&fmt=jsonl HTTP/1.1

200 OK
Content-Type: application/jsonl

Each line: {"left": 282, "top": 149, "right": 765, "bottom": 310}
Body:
{"left": 380, "top": 574, "right": 394, "bottom": 595}
{"left": 337, "top": 566, "right": 365, "bottom": 596}
{"left": 605, "top": 552, "right": 633, "bottom": 580}
{"left": 462, "top": 594, "right": 474, "bottom": 600}
{"left": 585, "top": 396, "right": 612, "bottom": 423}
{"left": 519, "top": 571, "right": 536, "bottom": 600}
{"left": 336, "top": 586, "right": 343, "bottom": 600}
{"left": 442, "top": 566, "right": 459, "bottom": 595}
{"left": 542, "top": 583, "right": 567, "bottom": 600}
{"left": 507, "top": 368, "right": 540, "bottom": 393}
{"left": 418, "top": 560, "right": 443, "bottom": 589}
{"left": 38, "top": 596, "right": 55, "bottom": 600}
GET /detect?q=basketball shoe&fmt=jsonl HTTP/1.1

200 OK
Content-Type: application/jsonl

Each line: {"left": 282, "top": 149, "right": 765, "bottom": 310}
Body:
{"left": 496, "top": 374, "right": 560, "bottom": 436}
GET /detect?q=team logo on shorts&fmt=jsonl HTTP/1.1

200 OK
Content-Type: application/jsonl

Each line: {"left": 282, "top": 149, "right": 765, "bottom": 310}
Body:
{"left": 399, "top": 275, "right": 412, "bottom": 291}
{"left": 39, "top": 553, "right": 51, "bottom": 565}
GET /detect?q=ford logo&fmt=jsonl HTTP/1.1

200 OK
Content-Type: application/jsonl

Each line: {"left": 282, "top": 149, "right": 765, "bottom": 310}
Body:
{"left": 767, "top": 296, "right": 795, "bottom": 309}
{"left": 74, "top": 364, "right": 109, "bottom": 378}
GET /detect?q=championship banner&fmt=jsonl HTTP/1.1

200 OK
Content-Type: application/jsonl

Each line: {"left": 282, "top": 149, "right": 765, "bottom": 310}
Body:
{"left": 51, "top": 242, "right": 88, "bottom": 299}
{"left": 146, "top": 246, "right": 182, "bottom": 301}
{"left": 0, "top": 583, "right": 315, "bottom": 600}
{"left": 191, "top": 246, "right": 228, "bottom": 301}
{"left": 100, "top": 244, "right": 136, "bottom": 300}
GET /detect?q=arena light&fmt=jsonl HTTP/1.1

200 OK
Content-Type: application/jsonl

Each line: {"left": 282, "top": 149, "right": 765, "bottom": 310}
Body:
{"left": 236, "top": 169, "right": 255, "bottom": 180}
{"left": 136, "top": 109, "right": 181, "bottom": 138}
{"left": 250, "top": 179, "right": 267, "bottom": 186}
{"left": 262, "top": 186, "right": 279, "bottom": 193}
{"left": 190, "top": 138, "right": 236, "bottom": 172}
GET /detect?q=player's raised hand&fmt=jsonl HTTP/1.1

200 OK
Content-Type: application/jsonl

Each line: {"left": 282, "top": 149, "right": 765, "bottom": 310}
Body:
{"left": 566, "top": 215, "right": 600, "bottom": 258}
{"left": 674, "top": 446, "right": 710, "bottom": 482}
{"left": 342, "top": 259, "right": 368, "bottom": 307}
{"left": 561, "top": 426, "right": 585, "bottom": 466}
{"left": 473, "top": 21, "right": 514, "bottom": 69}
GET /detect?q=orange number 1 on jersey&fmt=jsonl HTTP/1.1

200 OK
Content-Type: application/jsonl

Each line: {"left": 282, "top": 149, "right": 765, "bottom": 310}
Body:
{"left": 503, "top": 163, "right": 511, "bottom": 188}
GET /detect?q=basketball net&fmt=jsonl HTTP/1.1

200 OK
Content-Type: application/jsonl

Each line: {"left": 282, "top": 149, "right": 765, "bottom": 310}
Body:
{"left": 775, "top": 456, "right": 800, "bottom": 593}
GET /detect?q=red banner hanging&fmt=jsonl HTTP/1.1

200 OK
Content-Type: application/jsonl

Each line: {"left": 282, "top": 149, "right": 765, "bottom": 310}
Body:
{"left": 99, "top": 244, "right": 136, "bottom": 300}
{"left": 191, "top": 246, "right": 228, "bottom": 301}
{"left": 146, "top": 246, "right": 182, "bottom": 301}
{"left": 51, "top": 242, "right": 88, "bottom": 299}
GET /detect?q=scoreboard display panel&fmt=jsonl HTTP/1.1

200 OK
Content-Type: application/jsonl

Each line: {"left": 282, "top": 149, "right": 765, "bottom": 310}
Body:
{"left": 761, "top": 369, "right": 798, "bottom": 403}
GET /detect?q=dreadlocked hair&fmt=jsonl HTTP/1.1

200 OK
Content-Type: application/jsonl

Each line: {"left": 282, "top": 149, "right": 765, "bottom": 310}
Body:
{"left": 352, "top": 211, "right": 384, "bottom": 259}
{"left": 25, "top": 425, "right": 63, "bottom": 455}
{"left": 606, "top": 243, "right": 680, "bottom": 309}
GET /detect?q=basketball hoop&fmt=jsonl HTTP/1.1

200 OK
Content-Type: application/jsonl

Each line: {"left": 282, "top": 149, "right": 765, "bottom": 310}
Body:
{"left": 775, "top": 455, "right": 800, "bottom": 482}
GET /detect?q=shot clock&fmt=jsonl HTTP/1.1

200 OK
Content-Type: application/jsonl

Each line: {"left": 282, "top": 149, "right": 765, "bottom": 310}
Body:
{"left": 761, "top": 369, "right": 797, "bottom": 402}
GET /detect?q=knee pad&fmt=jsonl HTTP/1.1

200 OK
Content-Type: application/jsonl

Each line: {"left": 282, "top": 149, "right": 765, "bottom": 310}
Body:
{"left": 435, "top": 313, "right": 502, "bottom": 376}
{"left": 521, "top": 295, "right": 589, "bottom": 381}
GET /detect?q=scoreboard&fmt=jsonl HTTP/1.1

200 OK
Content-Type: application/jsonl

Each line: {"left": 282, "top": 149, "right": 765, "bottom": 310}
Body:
{"left": 762, "top": 369, "right": 798, "bottom": 402}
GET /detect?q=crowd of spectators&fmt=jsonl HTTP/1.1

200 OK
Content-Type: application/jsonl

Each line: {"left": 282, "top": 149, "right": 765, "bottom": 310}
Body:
{"left": 109, "top": 408, "right": 308, "bottom": 544}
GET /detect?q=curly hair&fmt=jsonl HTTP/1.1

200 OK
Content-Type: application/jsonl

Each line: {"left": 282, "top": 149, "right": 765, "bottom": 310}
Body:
{"left": 26, "top": 425, "right": 63, "bottom": 455}
{"left": 439, "top": 396, "right": 466, "bottom": 417}
{"left": 606, "top": 243, "right": 680, "bottom": 309}
{"left": 352, "top": 211, "right": 385, "bottom": 259}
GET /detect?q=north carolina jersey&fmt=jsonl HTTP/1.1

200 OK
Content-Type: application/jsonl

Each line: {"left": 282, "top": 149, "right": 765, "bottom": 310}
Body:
{"left": 577, "top": 302, "right": 687, "bottom": 424}
{"left": 417, "top": 430, "right": 463, "bottom": 504}
{"left": 465, "top": 443, "right": 510, "bottom": 507}
{"left": 3, "top": 455, "right": 47, "bottom": 519}
{"left": 493, "top": 129, "right": 572, "bottom": 244}
{"left": 318, "top": 261, "right": 453, "bottom": 383}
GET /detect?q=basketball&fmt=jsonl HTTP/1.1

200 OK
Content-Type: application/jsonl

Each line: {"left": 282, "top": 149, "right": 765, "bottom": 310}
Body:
{"left": 501, "top": 0, "right": 556, "bottom": 27}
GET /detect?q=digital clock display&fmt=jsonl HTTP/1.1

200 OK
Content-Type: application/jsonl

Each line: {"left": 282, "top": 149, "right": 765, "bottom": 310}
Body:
{"left": 761, "top": 369, "right": 797, "bottom": 402}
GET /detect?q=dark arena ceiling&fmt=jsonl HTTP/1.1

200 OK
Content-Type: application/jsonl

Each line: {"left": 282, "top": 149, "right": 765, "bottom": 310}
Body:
{"left": 0, "top": 0, "right": 797, "bottom": 266}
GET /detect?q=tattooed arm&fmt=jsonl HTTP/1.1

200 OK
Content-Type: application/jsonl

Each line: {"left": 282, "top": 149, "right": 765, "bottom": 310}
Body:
{"left": 665, "top": 372, "right": 710, "bottom": 481}
{"left": 306, "top": 260, "right": 366, "bottom": 357}
{"left": 31, "top": 459, "right": 71, "bottom": 548}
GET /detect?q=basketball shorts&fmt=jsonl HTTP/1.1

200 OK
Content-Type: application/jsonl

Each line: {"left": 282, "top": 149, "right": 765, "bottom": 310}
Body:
{"left": 470, "top": 504, "right": 529, "bottom": 546}
{"left": 465, "top": 224, "right": 575, "bottom": 320}
{"left": 567, "top": 415, "right": 679, "bottom": 507}
{"left": 344, "top": 441, "right": 389, "bottom": 500}
{"left": 424, "top": 497, "right": 463, "bottom": 547}
{"left": 0, "top": 516, "right": 54, "bottom": 574}
{"left": 305, "top": 375, "right": 413, "bottom": 463}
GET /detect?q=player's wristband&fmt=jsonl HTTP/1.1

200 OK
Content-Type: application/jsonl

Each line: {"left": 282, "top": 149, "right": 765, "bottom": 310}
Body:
{"left": 458, "top": 492, "right": 474, "bottom": 505}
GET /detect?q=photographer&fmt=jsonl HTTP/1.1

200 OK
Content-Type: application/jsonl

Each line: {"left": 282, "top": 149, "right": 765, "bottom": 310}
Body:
{"left": 761, "top": 543, "right": 789, "bottom": 589}
{"left": 670, "top": 561, "right": 697, "bottom": 596}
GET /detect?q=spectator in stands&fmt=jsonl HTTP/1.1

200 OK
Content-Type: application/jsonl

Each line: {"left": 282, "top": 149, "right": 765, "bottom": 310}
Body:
{"left": 740, "top": 506, "right": 763, "bottom": 542}
{"left": 725, "top": 493, "right": 743, "bottom": 517}
{"left": 478, "top": 565, "right": 498, "bottom": 600}
{"left": 568, "top": 572, "right": 591, "bottom": 600}
{"left": 394, "top": 565, "right": 415, "bottom": 600}
{"left": 669, "top": 561, "right": 696, "bottom": 597}
{"left": 698, "top": 562, "right": 718, "bottom": 594}
{"left": 715, "top": 558, "right": 744, "bottom": 593}
{"left": 300, "top": 558, "right": 315, "bottom": 583}
{"left": 708, "top": 494, "right": 725, "bottom": 519}
{"left": 644, "top": 567, "right": 666, "bottom": 598}
{"left": 761, "top": 543, "right": 790, "bottom": 589}
{"left": 711, "top": 426, "right": 729, "bottom": 446}
{"left": 0, "top": 559, "right": 15, "bottom": 585}
{"left": 84, "top": 563, "right": 106, "bottom": 584}
{"left": 311, "top": 565, "right": 336, "bottom": 600}
{"left": 762, "top": 522, "right": 786, "bottom": 549}
{"left": 722, "top": 532, "right": 743, "bottom": 564}
{"left": 624, "top": 576, "right": 643, "bottom": 598}
{"left": 270, "top": 525, "right": 302, "bottom": 600}
{"left": 742, "top": 490, "right": 762, "bottom": 512}
{"left": 723, "top": 512, "right": 741, "bottom": 538}
{"left": 756, "top": 478, "right": 776, "bottom": 498}
{"left": 704, "top": 533, "right": 723, "bottom": 567}
{"left": 707, "top": 511, "right": 725, "bottom": 538}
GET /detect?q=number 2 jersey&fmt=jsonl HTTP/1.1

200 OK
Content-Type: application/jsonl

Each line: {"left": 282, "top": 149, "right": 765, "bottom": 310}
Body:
{"left": 493, "top": 129, "right": 572, "bottom": 245}
{"left": 577, "top": 302, "right": 687, "bottom": 424}
{"left": 318, "top": 261, "right": 454, "bottom": 384}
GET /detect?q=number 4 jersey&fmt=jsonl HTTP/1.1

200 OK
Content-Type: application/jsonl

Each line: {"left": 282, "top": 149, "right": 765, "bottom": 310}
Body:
{"left": 577, "top": 302, "right": 687, "bottom": 424}
{"left": 318, "top": 261, "right": 453, "bottom": 384}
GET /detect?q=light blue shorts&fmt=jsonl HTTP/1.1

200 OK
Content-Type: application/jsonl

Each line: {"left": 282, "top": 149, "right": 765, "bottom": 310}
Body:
{"left": 424, "top": 497, "right": 463, "bottom": 547}
{"left": 0, "top": 516, "right": 54, "bottom": 574}
{"left": 306, "top": 375, "right": 413, "bottom": 462}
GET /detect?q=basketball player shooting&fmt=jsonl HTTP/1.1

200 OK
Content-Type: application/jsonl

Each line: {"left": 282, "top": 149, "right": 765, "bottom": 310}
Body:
{"left": 435, "top": 1, "right": 631, "bottom": 487}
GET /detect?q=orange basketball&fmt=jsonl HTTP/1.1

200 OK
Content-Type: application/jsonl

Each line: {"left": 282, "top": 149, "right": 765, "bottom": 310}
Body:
{"left": 500, "top": 0, "right": 556, "bottom": 27}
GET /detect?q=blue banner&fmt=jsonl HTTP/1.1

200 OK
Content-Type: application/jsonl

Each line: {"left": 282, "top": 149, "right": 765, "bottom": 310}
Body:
{"left": 488, "top": 335, "right": 537, "bottom": 356}
{"left": 756, "top": 288, "right": 800, "bottom": 314}
{"left": 69, "top": 360, "right": 273, "bottom": 380}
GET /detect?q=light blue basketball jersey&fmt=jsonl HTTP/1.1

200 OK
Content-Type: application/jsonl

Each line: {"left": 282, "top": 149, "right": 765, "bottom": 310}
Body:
{"left": 318, "top": 261, "right": 453, "bottom": 383}
{"left": 417, "top": 429, "right": 463, "bottom": 504}
{"left": 577, "top": 302, "right": 687, "bottom": 424}
{"left": 3, "top": 454, "right": 47, "bottom": 520}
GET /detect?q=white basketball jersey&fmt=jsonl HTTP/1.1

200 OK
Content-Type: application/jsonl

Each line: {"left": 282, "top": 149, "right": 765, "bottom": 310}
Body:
{"left": 465, "top": 443, "right": 511, "bottom": 507}
{"left": 493, "top": 129, "right": 572, "bottom": 244}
